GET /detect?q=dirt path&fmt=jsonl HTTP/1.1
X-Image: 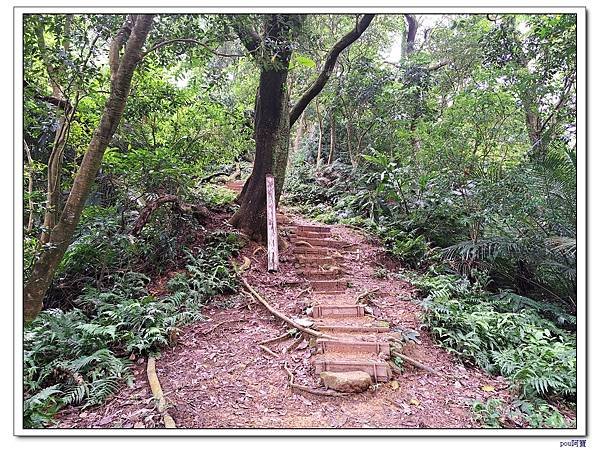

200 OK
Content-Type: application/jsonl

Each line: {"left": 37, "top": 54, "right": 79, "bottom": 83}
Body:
{"left": 54, "top": 210, "right": 515, "bottom": 429}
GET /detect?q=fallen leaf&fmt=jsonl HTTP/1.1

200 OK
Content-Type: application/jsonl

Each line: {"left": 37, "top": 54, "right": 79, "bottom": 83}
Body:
{"left": 409, "top": 398, "right": 420, "bottom": 406}
{"left": 390, "top": 380, "right": 400, "bottom": 390}
{"left": 481, "top": 385, "right": 495, "bottom": 392}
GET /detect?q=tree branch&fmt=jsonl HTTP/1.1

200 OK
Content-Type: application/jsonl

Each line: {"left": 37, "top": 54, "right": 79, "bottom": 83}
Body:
{"left": 232, "top": 17, "right": 262, "bottom": 55}
{"left": 289, "top": 14, "right": 375, "bottom": 126}
{"left": 140, "top": 38, "right": 244, "bottom": 60}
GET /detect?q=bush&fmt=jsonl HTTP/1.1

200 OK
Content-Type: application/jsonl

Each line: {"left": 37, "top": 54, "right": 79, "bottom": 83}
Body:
{"left": 414, "top": 272, "right": 576, "bottom": 400}
{"left": 23, "top": 231, "right": 242, "bottom": 428}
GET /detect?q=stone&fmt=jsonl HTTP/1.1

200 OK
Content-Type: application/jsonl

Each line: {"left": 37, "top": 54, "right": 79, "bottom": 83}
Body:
{"left": 319, "top": 370, "right": 372, "bottom": 393}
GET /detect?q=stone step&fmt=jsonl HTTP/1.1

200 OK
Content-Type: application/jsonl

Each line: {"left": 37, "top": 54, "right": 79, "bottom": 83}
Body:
{"left": 316, "top": 339, "right": 390, "bottom": 357}
{"left": 299, "top": 268, "right": 344, "bottom": 281}
{"left": 297, "top": 225, "right": 331, "bottom": 233}
{"left": 276, "top": 213, "right": 291, "bottom": 225}
{"left": 310, "top": 304, "right": 363, "bottom": 318}
{"left": 314, "top": 358, "right": 391, "bottom": 382}
{"left": 310, "top": 279, "right": 348, "bottom": 293}
{"left": 292, "top": 238, "right": 345, "bottom": 248}
{"left": 314, "top": 323, "right": 390, "bottom": 333}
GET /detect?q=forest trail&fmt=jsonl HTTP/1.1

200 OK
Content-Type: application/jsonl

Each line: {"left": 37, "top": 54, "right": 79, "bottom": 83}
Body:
{"left": 53, "top": 191, "right": 516, "bottom": 429}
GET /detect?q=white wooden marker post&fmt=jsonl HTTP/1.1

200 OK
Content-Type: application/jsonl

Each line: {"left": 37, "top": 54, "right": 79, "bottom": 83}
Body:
{"left": 266, "top": 174, "right": 279, "bottom": 272}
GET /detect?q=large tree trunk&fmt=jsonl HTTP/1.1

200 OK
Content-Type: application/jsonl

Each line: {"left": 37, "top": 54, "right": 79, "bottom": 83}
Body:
{"left": 24, "top": 14, "right": 154, "bottom": 322}
{"left": 230, "top": 66, "right": 291, "bottom": 241}
{"left": 232, "top": 14, "right": 374, "bottom": 241}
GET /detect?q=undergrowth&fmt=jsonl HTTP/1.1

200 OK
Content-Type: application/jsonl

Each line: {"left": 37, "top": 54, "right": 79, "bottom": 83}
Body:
{"left": 23, "top": 231, "right": 242, "bottom": 428}
{"left": 411, "top": 269, "right": 576, "bottom": 428}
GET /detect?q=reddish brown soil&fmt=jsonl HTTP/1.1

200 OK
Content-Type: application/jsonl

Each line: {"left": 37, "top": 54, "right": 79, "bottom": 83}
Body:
{"left": 53, "top": 210, "right": 517, "bottom": 429}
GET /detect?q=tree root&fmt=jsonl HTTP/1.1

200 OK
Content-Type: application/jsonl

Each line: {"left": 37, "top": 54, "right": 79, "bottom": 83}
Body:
{"left": 390, "top": 348, "right": 446, "bottom": 378}
{"left": 200, "top": 319, "right": 246, "bottom": 335}
{"left": 147, "top": 357, "right": 176, "bottom": 428}
{"left": 259, "top": 332, "right": 293, "bottom": 346}
{"left": 283, "top": 361, "right": 349, "bottom": 397}
{"left": 131, "top": 194, "right": 209, "bottom": 236}
{"left": 294, "top": 240, "right": 314, "bottom": 248}
{"left": 239, "top": 276, "right": 335, "bottom": 340}
{"left": 259, "top": 344, "right": 279, "bottom": 358}
{"left": 356, "top": 287, "right": 380, "bottom": 304}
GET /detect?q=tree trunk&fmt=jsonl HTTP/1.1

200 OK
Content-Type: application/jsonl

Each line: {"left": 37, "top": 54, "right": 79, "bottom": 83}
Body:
{"left": 328, "top": 110, "right": 336, "bottom": 165}
{"left": 232, "top": 14, "right": 374, "bottom": 241}
{"left": 229, "top": 66, "right": 291, "bottom": 241}
{"left": 315, "top": 101, "right": 323, "bottom": 169}
{"left": 24, "top": 14, "right": 154, "bottom": 322}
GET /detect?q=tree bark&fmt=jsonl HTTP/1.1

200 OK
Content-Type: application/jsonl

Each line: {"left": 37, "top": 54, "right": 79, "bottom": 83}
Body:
{"left": 232, "top": 14, "right": 374, "bottom": 241}
{"left": 327, "top": 110, "right": 336, "bottom": 165}
{"left": 315, "top": 101, "right": 323, "bottom": 169}
{"left": 404, "top": 15, "right": 418, "bottom": 56}
{"left": 24, "top": 14, "right": 154, "bottom": 322}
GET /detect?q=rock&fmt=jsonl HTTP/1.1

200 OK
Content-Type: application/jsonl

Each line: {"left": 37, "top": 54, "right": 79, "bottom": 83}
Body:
{"left": 320, "top": 371, "right": 372, "bottom": 393}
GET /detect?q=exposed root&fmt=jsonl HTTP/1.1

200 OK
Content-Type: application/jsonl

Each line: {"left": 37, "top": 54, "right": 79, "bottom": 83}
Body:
{"left": 259, "top": 344, "right": 279, "bottom": 358}
{"left": 294, "top": 240, "right": 314, "bottom": 248}
{"left": 252, "top": 246, "right": 266, "bottom": 256}
{"left": 147, "top": 357, "right": 176, "bottom": 428}
{"left": 295, "top": 288, "right": 311, "bottom": 299}
{"left": 390, "top": 347, "right": 446, "bottom": 378}
{"left": 259, "top": 332, "right": 293, "bottom": 346}
{"left": 283, "top": 361, "right": 349, "bottom": 397}
{"left": 356, "top": 287, "right": 380, "bottom": 304}
{"left": 200, "top": 319, "right": 246, "bottom": 336}
{"left": 239, "top": 276, "right": 335, "bottom": 340}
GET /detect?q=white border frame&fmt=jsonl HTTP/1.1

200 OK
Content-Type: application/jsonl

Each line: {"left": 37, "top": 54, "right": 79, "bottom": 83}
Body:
{"left": 13, "top": 5, "right": 587, "bottom": 437}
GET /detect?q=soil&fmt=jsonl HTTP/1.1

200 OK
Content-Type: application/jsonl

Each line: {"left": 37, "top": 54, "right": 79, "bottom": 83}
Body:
{"left": 53, "top": 209, "right": 519, "bottom": 430}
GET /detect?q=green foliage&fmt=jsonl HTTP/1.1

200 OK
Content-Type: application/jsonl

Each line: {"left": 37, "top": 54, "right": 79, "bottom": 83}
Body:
{"left": 197, "top": 184, "right": 237, "bottom": 207}
{"left": 472, "top": 398, "right": 503, "bottom": 428}
{"left": 24, "top": 231, "right": 242, "bottom": 428}
{"left": 413, "top": 271, "right": 576, "bottom": 401}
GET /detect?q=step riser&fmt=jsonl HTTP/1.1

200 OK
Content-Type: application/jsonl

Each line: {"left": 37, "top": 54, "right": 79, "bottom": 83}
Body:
{"left": 300, "top": 270, "right": 344, "bottom": 281}
{"left": 310, "top": 305, "right": 364, "bottom": 319}
{"left": 294, "top": 248, "right": 333, "bottom": 255}
{"left": 314, "top": 325, "right": 390, "bottom": 333}
{"left": 297, "top": 226, "right": 331, "bottom": 233}
{"left": 310, "top": 280, "right": 348, "bottom": 293}
{"left": 315, "top": 360, "right": 391, "bottom": 382}
{"left": 316, "top": 339, "right": 390, "bottom": 357}
{"left": 296, "top": 256, "right": 338, "bottom": 267}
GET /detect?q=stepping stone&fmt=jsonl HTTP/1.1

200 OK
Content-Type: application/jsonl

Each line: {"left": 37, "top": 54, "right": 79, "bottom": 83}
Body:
{"left": 310, "top": 279, "right": 348, "bottom": 293}
{"left": 314, "top": 358, "right": 391, "bottom": 382}
{"left": 320, "top": 371, "right": 372, "bottom": 393}
{"left": 310, "top": 304, "right": 364, "bottom": 319}
{"left": 316, "top": 339, "right": 390, "bottom": 357}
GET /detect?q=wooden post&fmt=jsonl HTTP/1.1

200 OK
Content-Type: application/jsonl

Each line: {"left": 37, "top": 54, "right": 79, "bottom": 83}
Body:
{"left": 265, "top": 174, "right": 279, "bottom": 272}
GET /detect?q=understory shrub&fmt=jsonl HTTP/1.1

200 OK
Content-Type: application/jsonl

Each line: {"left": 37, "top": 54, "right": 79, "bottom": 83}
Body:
{"left": 23, "top": 231, "right": 242, "bottom": 428}
{"left": 412, "top": 270, "right": 575, "bottom": 427}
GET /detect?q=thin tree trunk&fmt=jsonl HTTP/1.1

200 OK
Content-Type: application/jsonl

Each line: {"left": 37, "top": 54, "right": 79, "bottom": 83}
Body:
{"left": 328, "top": 110, "right": 336, "bottom": 165}
{"left": 24, "top": 14, "right": 154, "bottom": 322}
{"left": 289, "top": 112, "right": 306, "bottom": 169}
{"left": 24, "top": 140, "right": 35, "bottom": 233}
{"left": 315, "top": 101, "right": 323, "bottom": 169}
{"left": 36, "top": 16, "right": 73, "bottom": 245}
